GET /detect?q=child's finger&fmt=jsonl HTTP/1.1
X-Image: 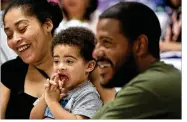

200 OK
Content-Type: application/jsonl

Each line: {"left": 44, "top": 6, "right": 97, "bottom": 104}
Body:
{"left": 51, "top": 73, "right": 58, "bottom": 81}
{"left": 58, "top": 80, "right": 63, "bottom": 89}
{"left": 54, "top": 75, "right": 59, "bottom": 84}
{"left": 44, "top": 79, "right": 50, "bottom": 91}
{"left": 50, "top": 84, "right": 55, "bottom": 91}
{"left": 49, "top": 79, "right": 57, "bottom": 86}
{"left": 60, "top": 93, "right": 67, "bottom": 99}
{"left": 60, "top": 88, "right": 67, "bottom": 94}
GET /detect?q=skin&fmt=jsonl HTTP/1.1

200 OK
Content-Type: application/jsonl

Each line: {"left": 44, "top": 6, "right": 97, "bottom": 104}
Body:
{"left": 1, "top": 7, "right": 115, "bottom": 119}
{"left": 1, "top": 7, "right": 54, "bottom": 119}
{"left": 170, "top": 0, "right": 181, "bottom": 7}
{"left": 30, "top": 45, "right": 95, "bottom": 119}
{"left": 93, "top": 18, "right": 130, "bottom": 85}
{"left": 61, "top": 0, "right": 88, "bottom": 20}
{"left": 93, "top": 18, "right": 157, "bottom": 87}
{"left": 4, "top": 8, "right": 53, "bottom": 65}
{"left": 53, "top": 45, "right": 95, "bottom": 91}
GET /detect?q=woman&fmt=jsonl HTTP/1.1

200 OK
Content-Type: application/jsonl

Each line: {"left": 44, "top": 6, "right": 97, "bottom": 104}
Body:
{"left": 160, "top": 0, "right": 181, "bottom": 52}
{"left": 1, "top": 0, "right": 62, "bottom": 119}
{"left": 56, "top": 0, "right": 100, "bottom": 33}
{"left": 0, "top": 0, "right": 115, "bottom": 119}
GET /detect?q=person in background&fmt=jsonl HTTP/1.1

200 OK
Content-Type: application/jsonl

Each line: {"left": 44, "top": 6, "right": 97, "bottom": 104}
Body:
{"left": 92, "top": 2, "right": 181, "bottom": 119}
{"left": 160, "top": 0, "right": 181, "bottom": 52}
{"left": 30, "top": 27, "right": 102, "bottom": 119}
{"left": 56, "top": 0, "right": 100, "bottom": 33}
{"left": 0, "top": 0, "right": 17, "bottom": 66}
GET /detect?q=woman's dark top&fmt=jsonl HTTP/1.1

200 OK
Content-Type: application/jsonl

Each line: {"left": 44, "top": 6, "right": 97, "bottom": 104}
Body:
{"left": 1, "top": 57, "right": 37, "bottom": 119}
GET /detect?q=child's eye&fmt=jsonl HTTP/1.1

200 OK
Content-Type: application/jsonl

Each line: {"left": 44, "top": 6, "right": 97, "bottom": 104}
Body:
{"left": 66, "top": 60, "right": 73, "bottom": 64}
{"left": 54, "top": 60, "right": 59, "bottom": 64}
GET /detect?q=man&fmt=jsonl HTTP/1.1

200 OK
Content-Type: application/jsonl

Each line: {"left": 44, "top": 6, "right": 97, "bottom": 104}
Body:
{"left": 92, "top": 2, "right": 181, "bottom": 119}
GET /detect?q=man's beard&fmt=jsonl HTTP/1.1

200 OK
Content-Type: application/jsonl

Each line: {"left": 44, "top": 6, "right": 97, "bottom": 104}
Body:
{"left": 101, "top": 52, "right": 140, "bottom": 88}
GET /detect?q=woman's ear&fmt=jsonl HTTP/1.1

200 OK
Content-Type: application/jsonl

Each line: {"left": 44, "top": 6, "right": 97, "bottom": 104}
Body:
{"left": 45, "top": 18, "right": 53, "bottom": 33}
{"left": 86, "top": 60, "right": 96, "bottom": 73}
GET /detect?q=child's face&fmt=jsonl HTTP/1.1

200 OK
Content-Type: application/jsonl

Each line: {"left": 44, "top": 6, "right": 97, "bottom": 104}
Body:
{"left": 53, "top": 45, "right": 90, "bottom": 90}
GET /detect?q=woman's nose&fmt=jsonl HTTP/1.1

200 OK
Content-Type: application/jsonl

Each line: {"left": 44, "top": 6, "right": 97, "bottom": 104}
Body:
{"left": 13, "top": 33, "right": 22, "bottom": 44}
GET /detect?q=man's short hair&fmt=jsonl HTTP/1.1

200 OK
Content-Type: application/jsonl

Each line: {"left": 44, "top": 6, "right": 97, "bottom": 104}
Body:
{"left": 99, "top": 2, "right": 161, "bottom": 59}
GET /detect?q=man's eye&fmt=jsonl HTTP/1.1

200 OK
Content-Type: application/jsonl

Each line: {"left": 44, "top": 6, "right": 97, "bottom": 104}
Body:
{"left": 103, "top": 40, "right": 112, "bottom": 47}
{"left": 103, "top": 40, "right": 111, "bottom": 44}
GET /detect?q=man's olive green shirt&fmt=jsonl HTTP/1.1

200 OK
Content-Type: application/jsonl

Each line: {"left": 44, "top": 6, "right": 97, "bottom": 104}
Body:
{"left": 92, "top": 61, "right": 181, "bottom": 119}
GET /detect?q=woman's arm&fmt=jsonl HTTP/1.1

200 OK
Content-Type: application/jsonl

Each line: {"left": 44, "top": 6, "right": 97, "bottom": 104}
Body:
{"left": 0, "top": 82, "right": 10, "bottom": 119}
{"left": 90, "top": 67, "right": 116, "bottom": 104}
{"left": 30, "top": 94, "right": 47, "bottom": 119}
{"left": 160, "top": 42, "right": 181, "bottom": 52}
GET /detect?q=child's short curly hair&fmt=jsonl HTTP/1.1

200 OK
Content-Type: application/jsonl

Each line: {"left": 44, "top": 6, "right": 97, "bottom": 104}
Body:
{"left": 51, "top": 27, "right": 95, "bottom": 61}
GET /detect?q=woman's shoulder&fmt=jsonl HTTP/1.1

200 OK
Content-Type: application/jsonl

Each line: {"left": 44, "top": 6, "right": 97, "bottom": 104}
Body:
{"left": 1, "top": 57, "right": 28, "bottom": 70}
{"left": 1, "top": 57, "right": 28, "bottom": 90}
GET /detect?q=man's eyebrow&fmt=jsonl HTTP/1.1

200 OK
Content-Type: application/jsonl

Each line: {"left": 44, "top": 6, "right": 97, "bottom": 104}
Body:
{"left": 99, "top": 36, "right": 113, "bottom": 41}
{"left": 4, "top": 20, "right": 29, "bottom": 31}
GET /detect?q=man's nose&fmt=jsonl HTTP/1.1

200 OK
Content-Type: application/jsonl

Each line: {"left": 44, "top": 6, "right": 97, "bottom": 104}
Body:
{"left": 92, "top": 46, "right": 105, "bottom": 60}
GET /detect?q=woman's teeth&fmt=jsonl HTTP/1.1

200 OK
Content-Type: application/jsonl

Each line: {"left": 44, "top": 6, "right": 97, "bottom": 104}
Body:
{"left": 18, "top": 44, "right": 31, "bottom": 52}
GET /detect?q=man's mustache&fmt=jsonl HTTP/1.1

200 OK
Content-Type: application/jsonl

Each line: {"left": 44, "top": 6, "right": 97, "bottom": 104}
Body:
{"left": 96, "top": 58, "right": 113, "bottom": 67}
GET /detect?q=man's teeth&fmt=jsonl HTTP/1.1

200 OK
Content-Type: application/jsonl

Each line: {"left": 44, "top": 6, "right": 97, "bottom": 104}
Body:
{"left": 18, "top": 44, "right": 30, "bottom": 52}
{"left": 99, "top": 64, "right": 111, "bottom": 68}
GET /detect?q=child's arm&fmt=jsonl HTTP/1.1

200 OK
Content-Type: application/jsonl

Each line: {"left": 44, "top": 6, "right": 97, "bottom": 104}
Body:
{"left": 30, "top": 94, "right": 47, "bottom": 119}
{"left": 45, "top": 80, "right": 88, "bottom": 119}
{"left": 47, "top": 101, "right": 88, "bottom": 119}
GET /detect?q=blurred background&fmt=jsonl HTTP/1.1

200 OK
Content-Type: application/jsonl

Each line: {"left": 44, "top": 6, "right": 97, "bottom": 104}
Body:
{"left": 1, "top": 0, "right": 182, "bottom": 70}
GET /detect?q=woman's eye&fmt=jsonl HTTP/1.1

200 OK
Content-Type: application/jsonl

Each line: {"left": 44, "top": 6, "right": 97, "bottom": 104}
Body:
{"left": 7, "top": 34, "right": 13, "bottom": 39}
{"left": 19, "top": 27, "right": 26, "bottom": 33}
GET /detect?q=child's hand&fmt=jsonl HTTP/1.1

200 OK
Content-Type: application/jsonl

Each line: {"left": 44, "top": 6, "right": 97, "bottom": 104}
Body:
{"left": 51, "top": 73, "right": 68, "bottom": 98}
{"left": 44, "top": 79, "right": 61, "bottom": 104}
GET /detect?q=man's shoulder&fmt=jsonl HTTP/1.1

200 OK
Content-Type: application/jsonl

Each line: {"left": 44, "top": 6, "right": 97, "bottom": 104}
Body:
{"left": 129, "top": 61, "right": 181, "bottom": 86}
{"left": 118, "top": 61, "right": 181, "bottom": 101}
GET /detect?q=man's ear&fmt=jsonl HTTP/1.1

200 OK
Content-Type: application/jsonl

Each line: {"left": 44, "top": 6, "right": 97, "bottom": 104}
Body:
{"left": 86, "top": 60, "right": 96, "bottom": 73}
{"left": 44, "top": 18, "right": 53, "bottom": 33}
{"left": 133, "top": 34, "right": 149, "bottom": 57}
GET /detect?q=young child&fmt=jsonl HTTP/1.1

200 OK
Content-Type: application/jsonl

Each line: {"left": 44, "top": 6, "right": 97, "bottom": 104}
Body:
{"left": 30, "top": 27, "right": 102, "bottom": 119}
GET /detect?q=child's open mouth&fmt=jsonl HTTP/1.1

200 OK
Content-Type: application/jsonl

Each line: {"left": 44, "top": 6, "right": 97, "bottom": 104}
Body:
{"left": 59, "top": 74, "right": 69, "bottom": 82}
